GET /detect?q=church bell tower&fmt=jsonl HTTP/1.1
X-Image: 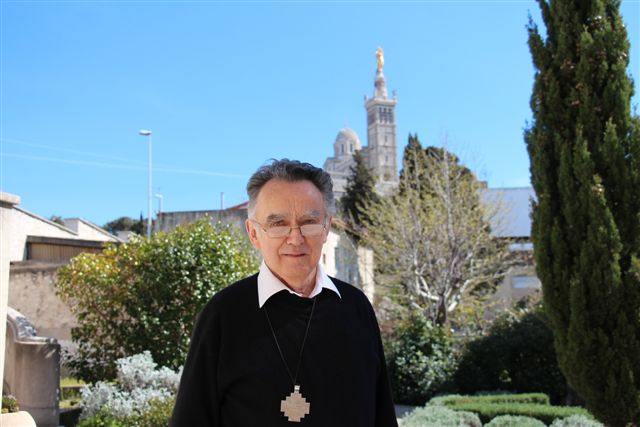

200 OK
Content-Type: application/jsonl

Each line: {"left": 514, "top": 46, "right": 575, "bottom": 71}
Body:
{"left": 364, "top": 47, "right": 398, "bottom": 194}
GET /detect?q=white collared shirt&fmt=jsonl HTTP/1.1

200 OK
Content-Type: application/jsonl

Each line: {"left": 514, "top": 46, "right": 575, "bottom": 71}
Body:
{"left": 257, "top": 260, "right": 341, "bottom": 308}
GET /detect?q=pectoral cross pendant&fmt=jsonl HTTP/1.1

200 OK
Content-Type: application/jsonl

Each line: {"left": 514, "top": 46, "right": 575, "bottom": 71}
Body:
{"left": 280, "top": 385, "right": 311, "bottom": 422}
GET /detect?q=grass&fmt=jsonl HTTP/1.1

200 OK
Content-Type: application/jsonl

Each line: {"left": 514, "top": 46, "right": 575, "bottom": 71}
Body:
{"left": 60, "top": 377, "right": 86, "bottom": 409}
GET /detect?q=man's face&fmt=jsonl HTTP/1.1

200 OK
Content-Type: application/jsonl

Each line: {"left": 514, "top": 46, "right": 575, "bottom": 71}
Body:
{"left": 245, "top": 179, "right": 331, "bottom": 288}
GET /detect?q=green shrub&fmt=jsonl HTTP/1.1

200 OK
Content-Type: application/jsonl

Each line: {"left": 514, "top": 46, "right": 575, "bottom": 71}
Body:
{"left": 1, "top": 395, "right": 19, "bottom": 413}
{"left": 386, "top": 311, "right": 457, "bottom": 405}
{"left": 127, "top": 398, "right": 174, "bottom": 427}
{"left": 549, "top": 415, "right": 604, "bottom": 427}
{"left": 448, "top": 402, "right": 593, "bottom": 425}
{"left": 484, "top": 415, "right": 546, "bottom": 427}
{"left": 401, "top": 405, "right": 482, "bottom": 427}
{"left": 429, "top": 393, "right": 550, "bottom": 407}
{"left": 56, "top": 219, "right": 258, "bottom": 382}
{"left": 76, "top": 409, "right": 122, "bottom": 427}
{"left": 454, "top": 309, "right": 568, "bottom": 403}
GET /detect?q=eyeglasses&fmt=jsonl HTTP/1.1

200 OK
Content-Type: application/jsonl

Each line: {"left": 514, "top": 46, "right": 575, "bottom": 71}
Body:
{"left": 250, "top": 219, "right": 327, "bottom": 238}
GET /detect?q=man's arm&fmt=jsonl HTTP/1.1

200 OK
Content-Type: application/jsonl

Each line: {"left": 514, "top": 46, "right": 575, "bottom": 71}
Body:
{"left": 370, "top": 307, "right": 399, "bottom": 427}
{"left": 170, "top": 305, "right": 220, "bottom": 426}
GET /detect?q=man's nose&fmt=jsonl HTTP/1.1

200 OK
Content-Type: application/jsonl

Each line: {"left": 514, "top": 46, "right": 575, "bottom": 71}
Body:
{"left": 286, "top": 226, "right": 305, "bottom": 244}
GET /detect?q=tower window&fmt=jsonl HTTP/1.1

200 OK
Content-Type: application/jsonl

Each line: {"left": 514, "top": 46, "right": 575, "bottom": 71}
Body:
{"left": 341, "top": 144, "right": 344, "bottom": 154}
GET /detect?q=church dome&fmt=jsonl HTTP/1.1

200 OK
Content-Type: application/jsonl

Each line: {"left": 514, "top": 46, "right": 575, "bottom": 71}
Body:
{"left": 334, "top": 128, "right": 361, "bottom": 157}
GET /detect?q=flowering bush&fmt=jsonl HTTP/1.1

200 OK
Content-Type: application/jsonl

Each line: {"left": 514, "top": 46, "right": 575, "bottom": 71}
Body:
{"left": 79, "top": 351, "right": 179, "bottom": 423}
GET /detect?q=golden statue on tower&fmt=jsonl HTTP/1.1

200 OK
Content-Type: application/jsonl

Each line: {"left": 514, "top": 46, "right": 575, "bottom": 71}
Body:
{"left": 376, "top": 47, "right": 384, "bottom": 71}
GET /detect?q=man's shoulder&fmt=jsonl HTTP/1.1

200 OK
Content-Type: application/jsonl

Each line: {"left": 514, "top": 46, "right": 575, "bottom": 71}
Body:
{"left": 201, "top": 273, "right": 259, "bottom": 315}
{"left": 328, "top": 276, "right": 370, "bottom": 303}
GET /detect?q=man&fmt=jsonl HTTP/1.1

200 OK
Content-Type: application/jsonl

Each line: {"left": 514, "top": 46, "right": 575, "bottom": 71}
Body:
{"left": 171, "top": 159, "right": 398, "bottom": 426}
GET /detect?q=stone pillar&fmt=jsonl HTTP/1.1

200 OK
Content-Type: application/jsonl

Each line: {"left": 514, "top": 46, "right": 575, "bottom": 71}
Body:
{"left": 1, "top": 192, "right": 21, "bottom": 404}
{"left": 4, "top": 308, "right": 60, "bottom": 427}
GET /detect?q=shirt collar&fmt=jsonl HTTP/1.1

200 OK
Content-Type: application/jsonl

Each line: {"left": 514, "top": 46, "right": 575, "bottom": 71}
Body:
{"left": 257, "top": 260, "right": 341, "bottom": 308}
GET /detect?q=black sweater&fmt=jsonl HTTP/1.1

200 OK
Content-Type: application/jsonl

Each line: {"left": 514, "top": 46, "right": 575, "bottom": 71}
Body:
{"left": 170, "top": 274, "right": 398, "bottom": 427}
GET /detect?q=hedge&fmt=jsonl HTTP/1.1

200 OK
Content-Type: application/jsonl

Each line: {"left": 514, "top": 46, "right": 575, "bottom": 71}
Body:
{"left": 429, "top": 393, "right": 550, "bottom": 407}
{"left": 447, "top": 402, "right": 593, "bottom": 425}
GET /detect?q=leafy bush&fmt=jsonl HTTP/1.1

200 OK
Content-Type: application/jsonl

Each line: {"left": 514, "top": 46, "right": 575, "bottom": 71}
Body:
{"left": 549, "top": 415, "right": 604, "bottom": 427}
{"left": 484, "top": 415, "right": 546, "bottom": 427}
{"left": 446, "top": 402, "right": 593, "bottom": 425}
{"left": 401, "top": 405, "right": 482, "bottom": 427}
{"left": 1, "top": 395, "right": 19, "bottom": 413}
{"left": 56, "top": 219, "right": 258, "bottom": 382}
{"left": 429, "top": 393, "right": 550, "bottom": 406}
{"left": 127, "top": 398, "right": 174, "bottom": 427}
{"left": 79, "top": 351, "right": 178, "bottom": 424}
{"left": 385, "top": 311, "right": 457, "bottom": 405}
{"left": 454, "top": 309, "right": 568, "bottom": 403}
{"left": 76, "top": 409, "right": 121, "bottom": 427}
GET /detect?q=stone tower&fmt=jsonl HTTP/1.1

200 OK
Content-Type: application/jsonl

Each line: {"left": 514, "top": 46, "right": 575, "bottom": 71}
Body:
{"left": 324, "top": 47, "right": 398, "bottom": 200}
{"left": 362, "top": 47, "right": 398, "bottom": 195}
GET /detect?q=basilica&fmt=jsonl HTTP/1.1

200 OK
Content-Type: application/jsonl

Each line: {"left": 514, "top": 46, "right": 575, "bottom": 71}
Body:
{"left": 323, "top": 48, "right": 399, "bottom": 200}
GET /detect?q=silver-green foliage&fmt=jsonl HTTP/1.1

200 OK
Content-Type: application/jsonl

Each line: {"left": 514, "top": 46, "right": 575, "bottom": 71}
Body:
{"left": 484, "top": 415, "right": 546, "bottom": 427}
{"left": 550, "top": 415, "right": 604, "bottom": 427}
{"left": 401, "top": 406, "right": 482, "bottom": 427}
{"left": 79, "top": 351, "right": 179, "bottom": 421}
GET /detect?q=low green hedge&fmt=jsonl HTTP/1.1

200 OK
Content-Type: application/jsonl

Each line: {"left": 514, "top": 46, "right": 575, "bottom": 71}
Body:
{"left": 429, "top": 393, "right": 550, "bottom": 407}
{"left": 447, "top": 402, "right": 593, "bottom": 425}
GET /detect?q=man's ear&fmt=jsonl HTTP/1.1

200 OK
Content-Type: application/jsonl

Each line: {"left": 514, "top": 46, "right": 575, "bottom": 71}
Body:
{"left": 323, "top": 216, "right": 332, "bottom": 243}
{"left": 245, "top": 219, "right": 261, "bottom": 250}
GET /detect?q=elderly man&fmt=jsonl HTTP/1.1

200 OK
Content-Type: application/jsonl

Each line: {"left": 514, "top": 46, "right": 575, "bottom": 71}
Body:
{"left": 171, "top": 159, "right": 398, "bottom": 426}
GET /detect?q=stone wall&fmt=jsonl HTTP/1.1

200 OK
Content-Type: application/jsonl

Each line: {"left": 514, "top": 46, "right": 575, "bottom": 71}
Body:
{"left": 8, "top": 262, "right": 76, "bottom": 342}
{"left": 155, "top": 209, "right": 247, "bottom": 233}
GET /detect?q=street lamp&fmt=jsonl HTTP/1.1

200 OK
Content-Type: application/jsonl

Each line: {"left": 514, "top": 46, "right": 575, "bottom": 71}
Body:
{"left": 139, "top": 129, "right": 152, "bottom": 238}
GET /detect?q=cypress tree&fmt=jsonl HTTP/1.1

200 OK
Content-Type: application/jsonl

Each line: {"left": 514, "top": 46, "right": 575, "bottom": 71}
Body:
{"left": 399, "top": 133, "right": 428, "bottom": 195}
{"left": 526, "top": 1, "right": 640, "bottom": 425}
{"left": 340, "top": 149, "right": 379, "bottom": 239}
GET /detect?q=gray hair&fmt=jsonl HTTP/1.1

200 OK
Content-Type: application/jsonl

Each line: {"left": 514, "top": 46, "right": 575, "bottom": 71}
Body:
{"left": 246, "top": 159, "right": 334, "bottom": 216}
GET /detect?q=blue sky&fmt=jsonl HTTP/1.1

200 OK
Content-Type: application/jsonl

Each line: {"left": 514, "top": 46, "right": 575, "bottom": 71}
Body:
{"left": 1, "top": 0, "right": 638, "bottom": 227}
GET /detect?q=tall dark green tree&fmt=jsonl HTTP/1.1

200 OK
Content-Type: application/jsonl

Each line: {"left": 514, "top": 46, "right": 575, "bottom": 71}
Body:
{"left": 399, "top": 134, "right": 428, "bottom": 195}
{"left": 340, "top": 149, "right": 379, "bottom": 239}
{"left": 526, "top": 1, "right": 640, "bottom": 425}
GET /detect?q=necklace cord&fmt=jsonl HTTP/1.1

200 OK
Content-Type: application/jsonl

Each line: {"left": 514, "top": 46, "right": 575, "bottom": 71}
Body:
{"left": 264, "top": 295, "right": 318, "bottom": 387}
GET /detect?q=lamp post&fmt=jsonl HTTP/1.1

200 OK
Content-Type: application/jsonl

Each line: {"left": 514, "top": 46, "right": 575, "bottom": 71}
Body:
{"left": 139, "top": 129, "right": 152, "bottom": 238}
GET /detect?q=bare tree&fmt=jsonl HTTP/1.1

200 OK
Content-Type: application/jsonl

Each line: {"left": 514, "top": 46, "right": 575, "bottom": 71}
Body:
{"left": 363, "top": 143, "right": 508, "bottom": 326}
